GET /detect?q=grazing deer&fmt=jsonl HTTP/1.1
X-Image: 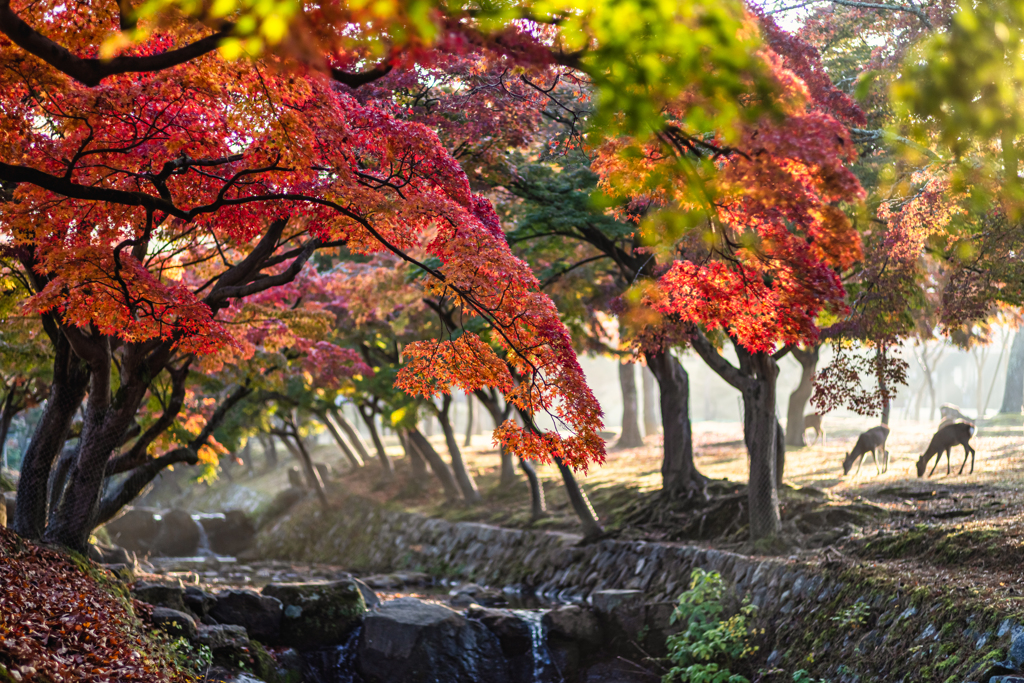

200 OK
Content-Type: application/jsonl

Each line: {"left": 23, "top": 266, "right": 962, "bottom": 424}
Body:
{"left": 916, "top": 421, "right": 976, "bottom": 478}
{"left": 940, "top": 403, "right": 969, "bottom": 422}
{"left": 803, "top": 413, "right": 825, "bottom": 445}
{"left": 842, "top": 425, "right": 891, "bottom": 476}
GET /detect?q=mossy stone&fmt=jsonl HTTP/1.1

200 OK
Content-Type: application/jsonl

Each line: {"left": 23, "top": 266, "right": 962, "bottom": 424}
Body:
{"left": 261, "top": 580, "right": 366, "bottom": 647}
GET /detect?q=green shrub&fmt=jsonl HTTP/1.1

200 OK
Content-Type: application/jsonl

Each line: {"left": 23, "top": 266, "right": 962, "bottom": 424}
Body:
{"left": 663, "top": 568, "right": 758, "bottom": 683}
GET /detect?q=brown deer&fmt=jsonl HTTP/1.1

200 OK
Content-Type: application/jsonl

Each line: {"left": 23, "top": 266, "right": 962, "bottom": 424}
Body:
{"left": 916, "top": 421, "right": 976, "bottom": 478}
{"left": 842, "top": 425, "right": 890, "bottom": 476}
{"left": 803, "top": 413, "right": 824, "bottom": 445}
{"left": 939, "top": 403, "right": 969, "bottom": 423}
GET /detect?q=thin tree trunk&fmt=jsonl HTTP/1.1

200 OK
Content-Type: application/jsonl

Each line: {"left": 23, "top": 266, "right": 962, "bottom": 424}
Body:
{"left": 642, "top": 365, "right": 659, "bottom": 437}
{"left": 437, "top": 396, "right": 482, "bottom": 504}
{"left": 260, "top": 434, "right": 279, "bottom": 471}
{"left": 358, "top": 403, "right": 394, "bottom": 478}
{"left": 319, "top": 411, "right": 363, "bottom": 468}
{"left": 331, "top": 408, "right": 374, "bottom": 465}
{"left": 464, "top": 394, "right": 475, "bottom": 448}
{"left": 616, "top": 362, "right": 644, "bottom": 448}
{"left": 500, "top": 446, "right": 516, "bottom": 487}
{"left": 983, "top": 329, "right": 1011, "bottom": 418}
{"left": 286, "top": 431, "right": 329, "bottom": 509}
{"left": 0, "top": 390, "right": 18, "bottom": 472}
{"left": 554, "top": 455, "right": 603, "bottom": 538}
{"left": 407, "top": 427, "right": 462, "bottom": 503}
{"left": 785, "top": 345, "right": 819, "bottom": 447}
{"left": 519, "top": 456, "right": 546, "bottom": 520}
{"left": 1001, "top": 330, "right": 1024, "bottom": 414}
{"left": 398, "top": 430, "right": 427, "bottom": 485}
{"left": 645, "top": 349, "right": 705, "bottom": 497}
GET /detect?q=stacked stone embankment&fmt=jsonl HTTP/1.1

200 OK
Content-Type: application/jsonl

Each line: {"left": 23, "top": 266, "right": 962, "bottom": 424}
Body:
{"left": 257, "top": 494, "right": 1024, "bottom": 683}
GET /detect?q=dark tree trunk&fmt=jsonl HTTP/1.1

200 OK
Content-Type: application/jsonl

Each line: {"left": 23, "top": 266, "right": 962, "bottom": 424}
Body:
{"left": 12, "top": 335, "right": 90, "bottom": 541}
{"left": 319, "top": 411, "right": 363, "bottom": 468}
{"left": 358, "top": 403, "right": 394, "bottom": 478}
{"left": 519, "top": 457, "right": 546, "bottom": 520}
{"left": 437, "top": 396, "right": 482, "bottom": 504}
{"left": 554, "top": 455, "right": 604, "bottom": 538}
{"left": 642, "top": 365, "right": 659, "bottom": 437}
{"left": 785, "top": 345, "right": 819, "bottom": 447}
{"left": 645, "top": 349, "right": 705, "bottom": 497}
{"left": 739, "top": 350, "right": 782, "bottom": 540}
{"left": 690, "top": 334, "right": 782, "bottom": 541}
{"left": 241, "top": 438, "right": 253, "bottom": 476}
{"left": 407, "top": 427, "right": 461, "bottom": 503}
{"left": 464, "top": 394, "right": 475, "bottom": 448}
{"left": 616, "top": 362, "right": 644, "bottom": 448}
{"left": 1001, "top": 330, "right": 1024, "bottom": 414}
{"left": 331, "top": 408, "right": 374, "bottom": 465}
{"left": 775, "top": 420, "right": 785, "bottom": 488}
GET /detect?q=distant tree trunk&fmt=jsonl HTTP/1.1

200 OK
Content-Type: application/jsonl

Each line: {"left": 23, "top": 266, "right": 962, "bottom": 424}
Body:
{"left": 878, "top": 346, "right": 891, "bottom": 426}
{"left": 437, "top": 396, "right": 482, "bottom": 504}
{"left": 1001, "top": 330, "right": 1024, "bottom": 414}
{"left": 260, "top": 434, "right": 279, "bottom": 471}
{"left": 0, "top": 390, "right": 22, "bottom": 471}
{"left": 500, "top": 446, "right": 516, "bottom": 488}
{"left": 645, "top": 349, "right": 705, "bottom": 498}
{"left": 616, "top": 362, "right": 644, "bottom": 448}
{"left": 554, "top": 455, "right": 604, "bottom": 538}
{"left": 407, "top": 427, "right": 461, "bottom": 503}
{"left": 318, "top": 411, "right": 363, "bottom": 468}
{"left": 474, "top": 388, "right": 516, "bottom": 487}
{"left": 775, "top": 420, "right": 785, "bottom": 488}
{"left": 282, "top": 429, "right": 329, "bottom": 509}
{"left": 642, "top": 365, "right": 658, "bottom": 437}
{"left": 398, "top": 430, "right": 427, "bottom": 487}
{"left": 785, "top": 345, "right": 819, "bottom": 447}
{"left": 464, "top": 394, "right": 475, "bottom": 448}
{"left": 331, "top": 408, "right": 374, "bottom": 465}
{"left": 358, "top": 403, "right": 394, "bottom": 478}
{"left": 519, "top": 456, "right": 546, "bottom": 520}
{"left": 241, "top": 438, "right": 254, "bottom": 476}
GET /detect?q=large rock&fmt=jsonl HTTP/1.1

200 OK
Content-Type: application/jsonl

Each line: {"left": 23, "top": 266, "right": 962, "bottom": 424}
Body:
{"left": 356, "top": 598, "right": 510, "bottom": 683}
{"left": 196, "top": 624, "right": 250, "bottom": 651}
{"left": 208, "top": 590, "right": 283, "bottom": 642}
{"left": 151, "top": 508, "right": 201, "bottom": 556}
{"left": 132, "top": 581, "right": 186, "bottom": 612}
{"left": 103, "top": 507, "right": 161, "bottom": 554}
{"left": 151, "top": 607, "right": 197, "bottom": 640}
{"left": 542, "top": 605, "right": 602, "bottom": 646}
{"left": 200, "top": 511, "right": 256, "bottom": 556}
{"left": 183, "top": 586, "right": 216, "bottom": 620}
{"left": 88, "top": 543, "right": 137, "bottom": 567}
{"left": 260, "top": 580, "right": 366, "bottom": 647}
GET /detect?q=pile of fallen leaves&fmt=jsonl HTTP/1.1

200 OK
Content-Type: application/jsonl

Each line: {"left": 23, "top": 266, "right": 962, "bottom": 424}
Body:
{"left": 0, "top": 526, "right": 188, "bottom": 683}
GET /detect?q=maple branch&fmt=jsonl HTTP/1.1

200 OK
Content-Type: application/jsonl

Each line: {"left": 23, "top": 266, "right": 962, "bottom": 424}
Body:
{"left": 0, "top": 2, "right": 232, "bottom": 87}
{"left": 105, "top": 361, "right": 191, "bottom": 475}
{"left": 689, "top": 329, "right": 756, "bottom": 393}
{"left": 330, "top": 63, "right": 394, "bottom": 88}
{"left": 539, "top": 254, "right": 608, "bottom": 289}
{"left": 825, "top": 0, "right": 932, "bottom": 28}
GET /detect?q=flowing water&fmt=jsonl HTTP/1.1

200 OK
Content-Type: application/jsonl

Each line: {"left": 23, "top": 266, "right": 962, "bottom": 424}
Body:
{"left": 300, "top": 627, "right": 363, "bottom": 683}
{"left": 513, "top": 610, "right": 563, "bottom": 683}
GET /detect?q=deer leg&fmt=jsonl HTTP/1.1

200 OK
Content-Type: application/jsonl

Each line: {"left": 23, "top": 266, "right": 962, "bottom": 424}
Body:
{"left": 883, "top": 449, "right": 890, "bottom": 474}
{"left": 945, "top": 447, "right": 952, "bottom": 475}
{"left": 962, "top": 443, "right": 976, "bottom": 475}
{"left": 928, "top": 453, "right": 940, "bottom": 477}
{"left": 854, "top": 453, "right": 863, "bottom": 477}
{"left": 872, "top": 447, "right": 881, "bottom": 476}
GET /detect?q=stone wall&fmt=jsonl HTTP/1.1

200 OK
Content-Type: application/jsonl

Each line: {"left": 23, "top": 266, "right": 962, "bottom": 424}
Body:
{"left": 258, "top": 494, "right": 1024, "bottom": 682}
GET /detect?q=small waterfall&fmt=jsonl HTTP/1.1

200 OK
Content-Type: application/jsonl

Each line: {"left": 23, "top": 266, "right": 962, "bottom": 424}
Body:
{"left": 191, "top": 513, "right": 215, "bottom": 557}
{"left": 514, "top": 610, "right": 561, "bottom": 683}
{"left": 301, "top": 627, "right": 362, "bottom": 683}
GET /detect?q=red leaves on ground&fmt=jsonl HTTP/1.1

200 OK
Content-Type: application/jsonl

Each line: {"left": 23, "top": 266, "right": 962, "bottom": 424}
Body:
{"left": 0, "top": 527, "right": 185, "bottom": 683}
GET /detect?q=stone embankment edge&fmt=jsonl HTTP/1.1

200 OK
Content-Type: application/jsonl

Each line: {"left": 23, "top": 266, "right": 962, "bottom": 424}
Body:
{"left": 257, "top": 495, "right": 1024, "bottom": 682}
